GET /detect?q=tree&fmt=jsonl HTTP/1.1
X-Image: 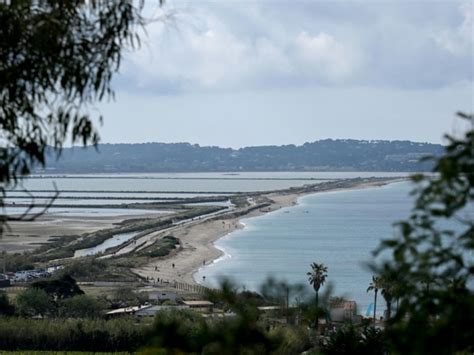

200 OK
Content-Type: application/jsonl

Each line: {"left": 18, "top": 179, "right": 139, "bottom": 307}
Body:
{"left": 375, "top": 113, "right": 474, "bottom": 353}
{"left": 58, "top": 294, "right": 104, "bottom": 319}
{"left": 32, "top": 274, "right": 84, "bottom": 300}
{"left": 307, "top": 262, "right": 328, "bottom": 308}
{"left": 367, "top": 276, "right": 381, "bottom": 325}
{"left": 110, "top": 287, "right": 148, "bottom": 307}
{"left": 16, "top": 288, "right": 55, "bottom": 317}
{"left": 0, "top": 1, "right": 166, "bottom": 232}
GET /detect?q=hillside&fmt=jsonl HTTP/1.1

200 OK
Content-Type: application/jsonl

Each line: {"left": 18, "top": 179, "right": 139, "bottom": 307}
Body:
{"left": 41, "top": 139, "right": 443, "bottom": 173}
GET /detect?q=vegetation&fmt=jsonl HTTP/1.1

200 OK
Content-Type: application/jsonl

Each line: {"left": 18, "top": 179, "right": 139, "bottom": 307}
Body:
{"left": 0, "top": 1, "right": 154, "bottom": 237}
{"left": 366, "top": 276, "right": 381, "bottom": 324}
{"left": 0, "top": 318, "right": 148, "bottom": 352}
{"left": 12, "top": 275, "right": 105, "bottom": 318}
{"left": 320, "top": 325, "right": 387, "bottom": 355}
{"left": 58, "top": 295, "right": 104, "bottom": 319}
{"left": 137, "top": 235, "right": 180, "bottom": 258}
{"left": 32, "top": 274, "right": 84, "bottom": 300}
{"left": 3, "top": 205, "right": 219, "bottom": 274}
{"left": 307, "top": 262, "right": 328, "bottom": 308}
{"left": 0, "top": 291, "right": 14, "bottom": 316}
{"left": 39, "top": 140, "right": 442, "bottom": 173}
{"left": 16, "top": 288, "right": 55, "bottom": 317}
{"left": 375, "top": 113, "right": 474, "bottom": 354}
{"left": 59, "top": 258, "right": 139, "bottom": 282}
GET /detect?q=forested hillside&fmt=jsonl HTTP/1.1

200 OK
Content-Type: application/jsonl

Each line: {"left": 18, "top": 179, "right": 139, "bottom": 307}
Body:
{"left": 42, "top": 139, "right": 443, "bottom": 173}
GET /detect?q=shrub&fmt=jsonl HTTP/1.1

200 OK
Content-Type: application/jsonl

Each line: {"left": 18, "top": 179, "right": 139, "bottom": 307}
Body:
{"left": 0, "top": 318, "right": 148, "bottom": 352}
{"left": 16, "top": 288, "right": 55, "bottom": 317}
{"left": 58, "top": 295, "right": 104, "bottom": 319}
{"left": 0, "top": 291, "right": 14, "bottom": 316}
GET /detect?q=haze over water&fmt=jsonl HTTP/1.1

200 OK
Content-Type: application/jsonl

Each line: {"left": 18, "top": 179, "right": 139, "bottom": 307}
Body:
{"left": 196, "top": 181, "right": 415, "bottom": 314}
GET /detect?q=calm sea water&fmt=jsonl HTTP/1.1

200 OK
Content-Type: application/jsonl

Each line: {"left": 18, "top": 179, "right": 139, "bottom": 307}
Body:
{"left": 195, "top": 181, "right": 415, "bottom": 314}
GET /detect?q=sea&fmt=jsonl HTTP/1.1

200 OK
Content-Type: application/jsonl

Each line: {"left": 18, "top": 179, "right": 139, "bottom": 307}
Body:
{"left": 194, "top": 180, "right": 416, "bottom": 315}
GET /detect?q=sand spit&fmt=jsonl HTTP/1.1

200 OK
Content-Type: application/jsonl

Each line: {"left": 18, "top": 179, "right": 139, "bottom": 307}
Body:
{"left": 133, "top": 178, "right": 405, "bottom": 285}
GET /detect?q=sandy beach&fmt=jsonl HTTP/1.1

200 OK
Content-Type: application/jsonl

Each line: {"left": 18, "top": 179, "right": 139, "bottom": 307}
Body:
{"left": 133, "top": 191, "right": 300, "bottom": 285}
{"left": 133, "top": 178, "right": 403, "bottom": 285}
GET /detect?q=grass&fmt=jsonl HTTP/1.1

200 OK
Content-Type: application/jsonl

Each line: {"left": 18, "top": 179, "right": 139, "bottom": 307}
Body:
{"left": 0, "top": 352, "right": 132, "bottom": 354}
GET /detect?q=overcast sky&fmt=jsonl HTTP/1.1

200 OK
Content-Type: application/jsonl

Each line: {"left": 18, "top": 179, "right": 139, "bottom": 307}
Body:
{"left": 98, "top": 0, "right": 473, "bottom": 148}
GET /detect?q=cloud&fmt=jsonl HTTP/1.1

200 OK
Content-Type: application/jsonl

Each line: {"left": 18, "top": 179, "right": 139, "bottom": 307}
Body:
{"left": 118, "top": 1, "right": 473, "bottom": 94}
{"left": 294, "top": 31, "right": 362, "bottom": 82}
{"left": 434, "top": 0, "right": 473, "bottom": 56}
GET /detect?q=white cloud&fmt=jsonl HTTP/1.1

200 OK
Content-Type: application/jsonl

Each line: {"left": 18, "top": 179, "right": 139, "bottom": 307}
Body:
{"left": 294, "top": 31, "right": 361, "bottom": 82}
{"left": 434, "top": 0, "right": 473, "bottom": 56}
{"left": 119, "top": 1, "right": 473, "bottom": 94}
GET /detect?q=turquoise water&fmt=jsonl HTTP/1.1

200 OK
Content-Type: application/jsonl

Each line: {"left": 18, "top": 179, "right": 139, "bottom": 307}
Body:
{"left": 195, "top": 181, "right": 415, "bottom": 314}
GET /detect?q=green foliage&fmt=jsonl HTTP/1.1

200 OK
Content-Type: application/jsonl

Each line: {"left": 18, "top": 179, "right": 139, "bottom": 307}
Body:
{"left": 0, "top": 1, "right": 145, "bottom": 188}
{"left": 60, "top": 259, "right": 108, "bottom": 280}
{"left": 307, "top": 263, "right": 328, "bottom": 294}
{"left": 16, "top": 288, "right": 55, "bottom": 317}
{"left": 58, "top": 295, "right": 104, "bottom": 319}
{"left": 0, "top": 352, "right": 130, "bottom": 355}
{"left": 0, "top": 290, "right": 15, "bottom": 316}
{"left": 307, "top": 262, "right": 328, "bottom": 311}
{"left": 3, "top": 252, "right": 36, "bottom": 271}
{"left": 110, "top": 287, "right": 148, "bottom": 308}
{"left": 145, "top": 308, "right": 282, "bottom": 354}
{"left": 0, "top": 318, "right": 148, "bottom": 352}
{"left": 320, "top": 325, "right": 387, "bottom": 355}
{"left": 269, "top": 326, "right": 312, "bottom": 354}
{"left": 144, "top": 279, "right": 316, "bottom": 353}
{"left": 375, "top": 113, "right": 474, "bottom": 353}
{"left": 32, "top": 274, "right": 84, "bottom": 300}
{"left": 138, "top": 235, "right": 180, "bottom": 258}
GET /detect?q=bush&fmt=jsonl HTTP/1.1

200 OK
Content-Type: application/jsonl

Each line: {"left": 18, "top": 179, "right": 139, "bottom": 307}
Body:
{"left": 60, "top": 259, "right": 108, "bottom": 280}
{"left": 320, "top": 325, "right": 387, "bottom": 355}
{"left": 139, "top": 235, "right": 179, "bottom": 258}
{"left": 0, "top": 291, "right": 14, "bottom": 316}
{"left": 16, "top": 288, "right": 55, "bottom": 317}
{"left": 58, "top": 295, "right": 104, "bottom": 319}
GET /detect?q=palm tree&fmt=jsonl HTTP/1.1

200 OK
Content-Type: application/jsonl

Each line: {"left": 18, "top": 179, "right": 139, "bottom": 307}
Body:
{"left": 307, "top": 262, "right": 328, "bottom": 308}
{"left": 380, "top": 278, "right": 394, "bottom": 320}
{"left": 367, "top": 276, "right": 382, "bottom": 325}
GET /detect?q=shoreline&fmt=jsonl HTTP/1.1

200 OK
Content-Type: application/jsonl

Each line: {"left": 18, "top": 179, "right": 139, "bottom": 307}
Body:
{"left": 133, "top": 178, "right": 407, "bottom": 286}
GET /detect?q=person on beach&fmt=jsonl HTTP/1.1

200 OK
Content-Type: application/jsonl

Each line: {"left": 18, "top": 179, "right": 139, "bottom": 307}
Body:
{"left": 172, "top": 263, "right": 175, "bottom": 268}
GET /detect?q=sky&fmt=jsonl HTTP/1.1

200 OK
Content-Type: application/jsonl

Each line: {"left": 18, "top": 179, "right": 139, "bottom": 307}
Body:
{"left": 98, "top": 0, "right": 473, "bottom": 148}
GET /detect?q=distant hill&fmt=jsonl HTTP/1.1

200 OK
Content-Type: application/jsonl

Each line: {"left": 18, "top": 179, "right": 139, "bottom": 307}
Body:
{"left": 41, "top": 139, "right": 443, "bottom": 173}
